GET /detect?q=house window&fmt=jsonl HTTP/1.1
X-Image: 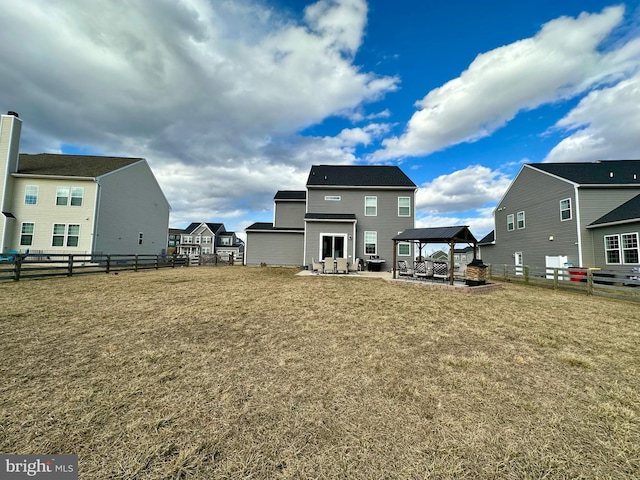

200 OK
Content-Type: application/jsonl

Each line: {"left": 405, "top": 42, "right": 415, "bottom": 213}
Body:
{"left": 398, "top": 197, "right": 411, "bottom": 217}
{"left": 20, "top": 223, "right": 34, "bottom": 246}
{"left": 56, "top": 187, "right": 83, "bottom": 206}
{"left": 507, "top": 214, "right": 514, "bottom": 231}
{"left": 517, "top": 211, "right": 525, "bottom": 229}
{"left": 622, "top": 233, "right": 639, "bottom": 264}
{"left": 56, "top": 187, "right": 70, "bottom": 206}
{"left": 325, "top": 195, "right": 341, "bottom": 201}
{"left": 365, "top": 196, "right": 377, "bottom": 216}
{"left": 202, "top": 247, "right": 211, "bottom": 254}
{"left": 560, "top": 198, "right": 572, "bottom": 221}
{"left": 67, "top": 225, "right": 80, "bottom": 247}
{"left": 364, "top": 231, "right": 377, "bottom": 255}
{"left": 220, "top": 237, "right": 231, "bottom": 246}
{"left": 52, "top": 224, "right": 80, "bottom": 247}
{"left": 138, "top": 232, "right": 143, "bottom": 245}
{"left": 398, "top": 242, "right": 411, "bottom": 256}
{"left": 24, "top": 185, "right": 38, "bottom": 205}
{"left": 605, "top": 235, "right": 621, "bottom": 264}
{"left": 202, "top": 236, "right": 211, "bottom": 244}
{"left": 70, "top": 188, "right": 83, "bottom": 206}
{"left": 195, "top": 236, "right": 201, "bottom": 244}
{"left": 183, "top": 235, "right": 192, "bottom": 243}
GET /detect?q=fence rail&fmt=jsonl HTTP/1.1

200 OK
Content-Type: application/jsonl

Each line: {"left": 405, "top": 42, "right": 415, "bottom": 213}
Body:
{"left": 487, "top": 264, "right": 640, "bottom": 302}
{"left": 0, "top": 254, "right": 189, "bottom": 282}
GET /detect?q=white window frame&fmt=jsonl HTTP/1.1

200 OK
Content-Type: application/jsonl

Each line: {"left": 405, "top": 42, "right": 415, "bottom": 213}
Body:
{"left": 202, "top": 236, "right": 212, "bottom": 244}
{"left": 20, "top": 222, "right": 34, "bottom": 246}
{"left": 52, "top": 224, "right": 80, "bottom": 247}
{"left": 507, "top": 214, "right": 514, "bottom": 231}
{"left": 560, "top": 198, "right": 572, "bottom": 221}
{"left": 365, "top": 196, "right": 377, "bottom": 216}
{"left": 622, "top": 232, "right": 639, "bottom": 264}
{"left": 70, "top": 187, "right": 84, "bottom": 206}
{"left": 517, "top": 211, "right": 525, "bottom": 229}
{"left": 364, "top": 231, "right": 377, "bottom": 255}
{"left": 56, "top": 187, "right": 70, "bottom": 206}
{"left": 24, "top": 185, "right": 38, "bottom": 205}
{"left": 604, "top": 234, "right": 621, "bottom": 264}
{"left": 183, "top": 235, "right": 192, "bottom": 244}
{"left": 398, "top": 197, "right": 411, "bottom": 217}
{"left": 220, "top": 236, "right": 231, "bottom": 246}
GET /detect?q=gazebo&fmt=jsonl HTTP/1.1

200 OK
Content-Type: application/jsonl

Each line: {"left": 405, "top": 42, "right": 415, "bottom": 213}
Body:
{"left": 391, "top": 226, "right": 478, "bottom": 284}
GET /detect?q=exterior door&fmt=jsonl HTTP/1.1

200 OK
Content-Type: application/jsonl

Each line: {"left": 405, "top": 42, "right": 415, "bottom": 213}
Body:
{"left": 514, "top": 251, "right": 524, "bottom": 276}
{"left": 321, "top": 234, "right": 346, "bottom": 259}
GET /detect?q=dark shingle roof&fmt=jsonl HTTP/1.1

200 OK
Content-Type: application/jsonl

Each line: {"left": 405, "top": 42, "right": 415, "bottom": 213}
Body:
{"left": 307, "top": 165, "right": 416, "bottom": 188}
{"left": 393, "top": 226, "right": 477, "bottom": 243}
{"left": 18, "top": 153, "right": 142, "bottom": 177}
{"left": 274, "top": 190, "right": 306, "bottom": 200}
{"left": 245, "top": 222, "right": 304, "bottom": 232}
{"left": 588, "top": 194, "right": 640, "bottom": 227}
{"left": 183, "top": 222, "right": 225, "bottom": 234}
{"left": 304, "top": 213, "right": 357, "bottom": 221}
{"left": 479, "top": 230, "right": 495, "bottom": 244}
{"left": 530, "top": 160, "right": 640, "bottom": 185}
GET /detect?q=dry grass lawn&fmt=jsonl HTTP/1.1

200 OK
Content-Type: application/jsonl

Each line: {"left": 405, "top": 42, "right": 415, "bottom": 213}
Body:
{"left": 0, "top": 267, "right": 638, "bottom": 479}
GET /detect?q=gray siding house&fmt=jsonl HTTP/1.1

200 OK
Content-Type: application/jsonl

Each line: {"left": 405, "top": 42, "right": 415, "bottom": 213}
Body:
{"left": 481, "top": 160, "right": 640, "bottom": 274}
{"left": 245, "top": 165, "right": 417, "bottom": 269}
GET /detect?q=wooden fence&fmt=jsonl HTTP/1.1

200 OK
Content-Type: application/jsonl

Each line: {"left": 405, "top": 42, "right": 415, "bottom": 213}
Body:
{"left": 487, "top": 264, "right": 640, "bottom": 302}
{"left": 0, "top": 254, "right": 189, "bottom": 282}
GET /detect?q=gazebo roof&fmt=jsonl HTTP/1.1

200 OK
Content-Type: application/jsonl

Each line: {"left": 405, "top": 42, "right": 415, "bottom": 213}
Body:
{"left": 392, "top": 226, "right": 477, "bottom": 244}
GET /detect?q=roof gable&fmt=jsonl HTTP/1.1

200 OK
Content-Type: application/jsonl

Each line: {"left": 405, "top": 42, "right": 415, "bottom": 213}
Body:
{"left": 18, "top": 153, "right": 142, "bottom": 177}
{"left": 307, "top": 165, "right": 416, "bottom": 188}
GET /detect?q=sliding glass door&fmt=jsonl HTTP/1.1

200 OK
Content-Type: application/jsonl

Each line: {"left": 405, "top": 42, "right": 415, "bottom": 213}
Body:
{"left": 321, "top": 234, "right": 346, "bottom": 259}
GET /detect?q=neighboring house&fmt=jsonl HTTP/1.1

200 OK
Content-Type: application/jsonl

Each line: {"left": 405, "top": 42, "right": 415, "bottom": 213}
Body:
{"left": 177, "top": 222, "right": 225, "bottom": 256}
{"left": 167, "top": 228, "right": 183, "bottom": 255}
{"left": 245, "top": 165, "right": 417, "bottom": 269}
{"left": 216, "top": 230, "right": 245, "bottom": 260}
{"left": 480, "top": 160, "right": 640, "bottom": 274}
{"left": 0, "top": 112, "right": 171, "bottom": 256}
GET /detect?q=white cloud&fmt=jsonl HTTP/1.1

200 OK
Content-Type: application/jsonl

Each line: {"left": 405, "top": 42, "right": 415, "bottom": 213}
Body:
{"left": 0, "top": 0, "right": 397, "bottom": 230}
{"left": 415, "top": 165, "right": 511, "bottom": 214}
{"left": 373, "top": 5, "right": 640, "bottom": 160}
{"left": 544, "top": 71, "right": 640, "bottom": 162}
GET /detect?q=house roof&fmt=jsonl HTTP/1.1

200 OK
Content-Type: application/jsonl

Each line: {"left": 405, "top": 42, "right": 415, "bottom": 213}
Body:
{"left": 588, "top": 194, "right": 640, "bottom": 228}
{"left": 245, "top": 222, "right": 304, "bottom": 232}
{"left": 529, "top": 160, "right": 640, "bottom": 185}
{"left": 183, "top": 222, "right": 225, "bottom": 234}
{"left": 393, "top": 226, "right": 477, "bottom": 244}
{"left": 17, "top": 153, "right": 143, "bottom": 177}
{"left": 274, "top": 190, "right": 306, "bottom": 200}
{"left": 304, "top": 213, "right": 357, "bottom": 221}
{"left": 307, "top": 165, "right": 416, "bottom": 188}
{"left": 478, "top": 230, "right": 495, "bottom": 244}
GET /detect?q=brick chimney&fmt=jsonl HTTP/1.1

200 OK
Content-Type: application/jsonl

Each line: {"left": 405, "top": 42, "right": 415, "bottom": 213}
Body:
{"left": 0, "top": 111, "right": 22, "bottom": 252}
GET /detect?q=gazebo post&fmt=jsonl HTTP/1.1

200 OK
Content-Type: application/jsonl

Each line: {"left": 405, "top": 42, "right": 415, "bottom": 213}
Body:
{"left": 449, "top": 240, "right": 455, "bottom": 285}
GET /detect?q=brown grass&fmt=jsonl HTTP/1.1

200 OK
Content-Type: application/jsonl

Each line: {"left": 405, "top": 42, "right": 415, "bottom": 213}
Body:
{"left": 1, "top": 267, "right": 638, "bottom": 479}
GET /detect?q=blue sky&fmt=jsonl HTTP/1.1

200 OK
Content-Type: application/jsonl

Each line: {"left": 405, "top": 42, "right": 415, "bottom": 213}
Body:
{"left": 2, "top": 0, "right": 640, "bottom": 240}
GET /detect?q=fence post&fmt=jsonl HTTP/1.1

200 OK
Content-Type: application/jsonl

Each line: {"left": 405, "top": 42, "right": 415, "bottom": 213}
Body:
{"left": 587, "top": 270, "right": 594, "bottom": 295}
{"left": 171, "top": 255, "right": 176, "bottom": 268}
{"left": 553, "top": 268, "right": 559, "bottom": 289}
{"left": 106, "top": 255, "right": 111, "bottom": 274}
{"left": 135, "top": 255, "right": 139, "bottom": 272}
{"left": 155, "top": 255, "right": 159, "bottom": 270}
{"left": 503, "top": 264, "right": 508, "bottom": 281}
{"left": 67, "top": 255, "right": 74, "bottom": 276}
{"left": 13, "top": 256, "right": 22, "bottom": 281}
{"left": 524, "top": 266, "right": 530, "bottom": 284}
{"left": 230, "top": 252, "right": 234, "bottom": 266}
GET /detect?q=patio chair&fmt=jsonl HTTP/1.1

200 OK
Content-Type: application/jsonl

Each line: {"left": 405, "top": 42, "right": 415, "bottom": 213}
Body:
{"left": 433, "top": 261, "right": 450, "bottom": 282}
{"left": 348, "top": 257, "right": 361, "bottom": 273}
{"left": 324, "top": 257, "right": 335, "bottom": 274}
{"left": 312, "top": 258, "right": 323, "bottom": 273}
{"left": 336, "top": 257, "right": 348, "bottom": 274}
{"left": 397, "top": 260, "right": 413, "bottom": 277}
